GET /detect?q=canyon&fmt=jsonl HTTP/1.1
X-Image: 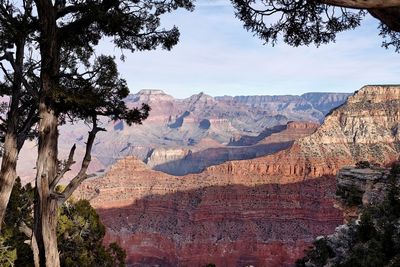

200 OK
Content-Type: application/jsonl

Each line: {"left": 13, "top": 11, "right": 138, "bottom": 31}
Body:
{"left": 76, "top": 85, "right": 400, "bottom": 266}
{"left": 17, "top": 90, "right": 349, "bottom": 180}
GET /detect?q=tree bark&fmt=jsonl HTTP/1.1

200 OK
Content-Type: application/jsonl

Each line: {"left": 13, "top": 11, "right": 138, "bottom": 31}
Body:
{"left": 19, "top": 222, "right": 40, "bottom": 267}
{"left": 33, "top": 1, "right": 61, "bottom": 266}
{"left": 0, "top": 39, "right": 26, "bottom": 231}
{"left": 34, "top": 104, "right": 60, "bottom": 267}
{"left": 0, "top": 130, "right": 18, "bottom": 230}
{"left": 369, "top": 7, "right": 400, "bottom": 31}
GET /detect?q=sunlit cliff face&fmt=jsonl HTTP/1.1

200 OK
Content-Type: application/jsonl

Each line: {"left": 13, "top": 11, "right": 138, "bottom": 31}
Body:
{"left": 76, "top": 85, "right": 400, "bottom": 267}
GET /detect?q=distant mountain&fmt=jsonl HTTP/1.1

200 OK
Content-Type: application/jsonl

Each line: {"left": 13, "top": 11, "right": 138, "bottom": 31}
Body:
{"left": 17, "top": 90, "right": 350, "bottom": 180}
{"left": 216, "top": 92, "right": 349, "bottom": 121}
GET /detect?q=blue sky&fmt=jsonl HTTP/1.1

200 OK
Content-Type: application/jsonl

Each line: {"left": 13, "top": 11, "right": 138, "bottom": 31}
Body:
{"left": 98, "top": 0, "right": 400, "bottom": 98}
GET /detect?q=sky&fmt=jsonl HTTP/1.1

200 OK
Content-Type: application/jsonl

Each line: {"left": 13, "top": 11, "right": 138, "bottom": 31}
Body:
{"left": 97, "top": 0, "right": 400, "bottom": 98}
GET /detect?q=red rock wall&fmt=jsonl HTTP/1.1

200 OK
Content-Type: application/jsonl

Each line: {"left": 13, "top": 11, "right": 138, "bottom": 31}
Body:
{"left": 76, "top": 86, "right": 400, "bottom": 266}
{"left": 91, "top": 175, "right": 341, "bottom": 267}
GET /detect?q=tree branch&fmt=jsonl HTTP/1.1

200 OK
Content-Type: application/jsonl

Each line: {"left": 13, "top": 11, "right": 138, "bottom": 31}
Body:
{"left": 56, "top": 4, "right": 86, "bottom": 18}
{"left": 318, "top": 0, "right": 400, "bottom": 9}
{"left": 49, "top": 144, "right": 76, "bottom": 190}
{"left": 369, "top": 7, "right": 400, "bottom": 32}
{"left": 58, "top": 118, "right": 105, "bottom": 204}
{"left": 0, "top": 62, "right": 13, "bottom": 83}
{"left": 17, "top": 106, "right": 38, "bottom": 151}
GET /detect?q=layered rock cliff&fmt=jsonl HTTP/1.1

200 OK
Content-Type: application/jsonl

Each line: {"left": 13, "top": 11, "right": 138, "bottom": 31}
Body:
{"left": 77, "top": 157, "right": 341, "bottom": 267}
{"left": 17, "top": 90, "right": 348, "bottom": 182}
{"left": 76, "top": 85, "right": 399, "bottom": 266}
{"left": 147, "top": 121, "right": 318, "bottom": 175}
{"left": 206, "top": 85, "right": 400, "bottom": 181}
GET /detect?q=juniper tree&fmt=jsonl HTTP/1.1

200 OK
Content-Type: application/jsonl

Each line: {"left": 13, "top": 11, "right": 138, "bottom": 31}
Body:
{"left": 231, "top": 0, "right": 400, "bottom": 51}
{"left": 0, "top": 0, "right": 194, "bottom": 266}
{"left": 0, "top": 0, "right": 39, "bottom": 231}
{"left": 1, "top": 178, "right": 126, "bottom": 267}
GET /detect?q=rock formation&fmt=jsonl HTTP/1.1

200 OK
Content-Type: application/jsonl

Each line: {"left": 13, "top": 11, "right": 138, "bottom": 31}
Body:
{"left": 148, "top": 121, "right": 318, "bottom": 175}
{"left": 206, "top": 85, "right": 400, "bottom": 181}
{"left": 17, "top": 90, "right": 349, "bottom": 181}
{"left": 76, "top": 85, "right": 400, "bottom": 266}
{"left": 77, "top": 157, "right": 341, "bottom": 267}
{"left": 298, "top": 163, "right": 400, "bottom": 267}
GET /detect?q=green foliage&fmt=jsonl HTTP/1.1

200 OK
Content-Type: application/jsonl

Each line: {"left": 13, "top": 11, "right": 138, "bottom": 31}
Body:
{"left": 0, "top": 178, "right": 34, "bottom": 266}
{"left": 339, "top": 239, "right": 386, "bottom": 267}
{"left": 230, "top": 1, "right": 400, "bottom": 52}
{"left": 0, "top": 236, "right": 17, "bottom": 267}
{"left": 231, "top": 0, "right": 365, "bottom": 47}
{"left": 58, "top": 199, "right": 126, "bottom": 267}
{"left": 52, "top": 0, "right": 194, "bottom": 127}
{"left": 336, "top": 184, "right": 363, "bottom": 206}
{"left": 1, "top": 182, "right": 126, "bottom": 267}
{"left": 296, "top": 238, "right": 334, "bottom": 267}
{"left": 357, "top": 209, "right": 377, "bottom": 242}
{"left": 57, "top": 55, "right": 150, "bottom": 126}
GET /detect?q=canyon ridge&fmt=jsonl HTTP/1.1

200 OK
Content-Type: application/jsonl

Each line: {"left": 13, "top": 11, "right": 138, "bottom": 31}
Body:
{"left": 76, "top": 85, "right": 400, "bottom": 266}
{"left": 18, "top": 90, "right": 349, "bottom": 181}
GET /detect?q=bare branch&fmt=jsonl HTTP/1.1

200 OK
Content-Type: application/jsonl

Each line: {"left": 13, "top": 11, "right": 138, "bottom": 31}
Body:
{"left": 22, "top": 77, "right": 39, "bottom": 99}
{"left": 59, "top": 118, "right": 105, "bottom": 204}
{"left": 0, "top": 62, "right": 13, "bottom": 83}
{"left": 49, "top": 144, "right": 76, "bottom": 190}
{"left": 19, "top": 221, "right": 32, "bottom": 237}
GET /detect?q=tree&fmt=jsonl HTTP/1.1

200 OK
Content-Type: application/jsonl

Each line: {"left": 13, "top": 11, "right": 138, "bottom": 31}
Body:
{"left": 0, "top": 1, "right": 194, "bottom": 266}
{"left": 1, "top": 177, "right": 35, "bottom": 267}
{"left": 0, "top": 180, "right": 126, "bottom": 267}
{"left": 57, "top": 199, "right": 126, "bottom": 267}
{"left": 0, "top": 0, "right": 39, "bottom": 231}
{"left": 230, "top": 0, "right": 400, "bottom": 51}
{"left": 32, "top": 1, "right": 193, "bottom": 265}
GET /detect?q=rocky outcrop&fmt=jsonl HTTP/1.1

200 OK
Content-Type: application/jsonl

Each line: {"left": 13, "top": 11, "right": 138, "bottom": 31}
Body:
{"left": 298, "top": 164, "right": 400, "bottom": 267}
{"left": 335, "top": 166, "right": 391, "bottom": 222}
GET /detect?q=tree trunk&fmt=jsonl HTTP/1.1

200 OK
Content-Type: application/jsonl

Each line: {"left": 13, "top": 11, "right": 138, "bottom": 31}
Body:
{"left": 34, "top": 103, "right": 60, "bottom": 267}
{"left": 34, "top": 1, "right": 61, "bottom": 266}
{"left": 0, "top": 39, "right": 26, "bottom": 231}
{"left": 0, "top": 131, "right": 18, "bottom": 230}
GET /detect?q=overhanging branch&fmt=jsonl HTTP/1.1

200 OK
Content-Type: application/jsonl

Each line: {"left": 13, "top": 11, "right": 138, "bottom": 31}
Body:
{"left": 318, "top": 0, "right": 400, "bottom": 9}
